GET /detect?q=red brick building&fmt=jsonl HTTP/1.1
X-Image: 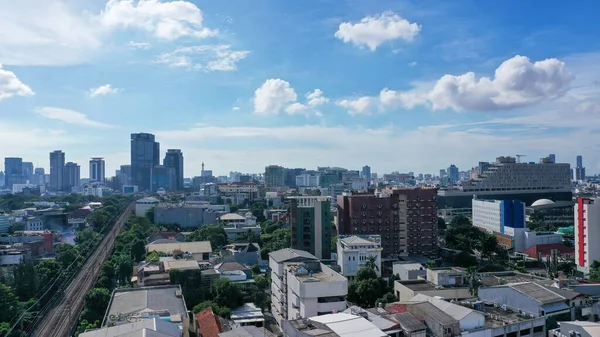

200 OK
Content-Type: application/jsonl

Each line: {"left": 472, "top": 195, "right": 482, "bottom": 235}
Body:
{"left": 337, "top": 187, "right": 438, "bottom": 257}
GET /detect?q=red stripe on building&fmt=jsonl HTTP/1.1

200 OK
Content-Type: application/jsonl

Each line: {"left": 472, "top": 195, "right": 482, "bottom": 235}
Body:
{"left": 578, "top": 198, "right": 588, "bottom": 267}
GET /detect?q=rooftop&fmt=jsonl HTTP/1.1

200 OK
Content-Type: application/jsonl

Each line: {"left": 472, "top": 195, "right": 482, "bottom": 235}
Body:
{"left": 196, "top": 307, "right": 225, "bottom": 337}
{"left": 310, "top": 313, "right": 388, "bottom": 337}
{"left": 411, "top": 302, "right": 456, "bottom": 325}
{"left": 220, "top": 213, "right": 246, "bottom": 221}
{"left": 285, "top": 262, "right": 346, "bottom": 283}
{"left": 80, "top": 318, "right": 180, "bottom": 337}
{"left": 343, "top": 306, "right": 399, "bottom": 331}
{"left": 163, "top": 260, "right": 200, "bottom": 272}
{"left": 339, "top": 235, "right": 382, "bottom": 246}
{"left": 392, "top": 262, "right": 424, "bottom": 271}
{"left": 146, "top": 241, "right": 212, "bottom": 254}
{"left": 522, "top": 243, "right": 574, "bottom": 259}
{"left": 269, "top": 248, "right": 319, "bottom": 263}
{"left": 231, "top": 303, "right": 264, "bottom": 325}
{"left": 214, "top": 261, "right": 249, "bottom": 272}
{"left": 391, "top": 312, "right": 426, "bottom": 333}
{"left": 396, "top": 279, "right": 468, "bottom": 291}
{"left": 103, "top": 285, "right": 187, "bottom": 327}
{"left": 411, "top": 294, "right": 480, "bottom": 322}
{"left": 219, "top": 326, "right": 276, "bottom": 337}
{"left": 507, "top": 282, "right": 567, "bottom": 304}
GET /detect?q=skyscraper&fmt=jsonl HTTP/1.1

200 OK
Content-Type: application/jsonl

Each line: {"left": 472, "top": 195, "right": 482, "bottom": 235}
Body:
{"left": 34, "top": 168, "right": 45, "bottom": 186}
{"left": 264, "top": 165, "right": 285, "bottom": 187}
{"left": 288, "top": 196, "right": 332, "bottom": 260}
{"left": 89, "top": 157, "right": 106, "bottom": 184}
{"left": 22, "top": 162, "right": 33, "bottom": 182}
{"left": 131, "top": 133, "right": 160, "bottom": 191}
{"left": 361, "top": 165, "right": 371, "bottom": 180}
{"left": 447, "top": 164, "right": 459, "bottom": 184}
{"left": 151, "top": 165, "right": 175, "bottom": 192}
{"left": 549, "top": 154, "right": 556, "bottom": 163}
{"left": 4, "top": 157, "right": 24, "bottom": 188}
{"left": 163, "top": 149, "right": 184, "bottom": 190}
{"left": 575, "top": 155, "right": 586, "bottom": 181}
{"left": 49, "top": 150, "right": 65, "bottom": 191}
{"left": 64, "top": 162, "right": 81, "bottom": 191}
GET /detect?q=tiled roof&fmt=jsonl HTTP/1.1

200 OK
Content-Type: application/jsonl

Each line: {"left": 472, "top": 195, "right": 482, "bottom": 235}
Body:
{"left": 196, "top": 307, "right": 225, "bottom": 337}
{"left": 268, "top": 248, "right": 318, "bottom": 263}
{"left": 214, "top": 261, "right": 249, "bottom": 272}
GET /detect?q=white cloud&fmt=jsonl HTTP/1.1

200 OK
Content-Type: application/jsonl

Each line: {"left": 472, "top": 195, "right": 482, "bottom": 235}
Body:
{"left": 306, "top": 89, "right": 329, "bottom": 107}
{"left": 33, "top": 107, "right": 115, "bottom": 129}
{"left": 0, "top": 0, "right": 217, "bottom": 65}
{"left": 334, "top": 12, "right": 421, "bottom": 51}
{"left": 253, "top": 79, "right": 298, "bottom": 115}
{"left": 408, "top": 61, "right": 417, "bottom": 67}
{"left": 0, "top": 64, "right": 34, "bottom": 101}
{"left": 575, "top": 101, "right": 600, "bottom": 115}
{"left": 428, "top": 55, "right": 573, "bottom": 111}
{"left": 128, "top": 41, "right": 152, "bottom": 49}
{"left": 89, "top": 84, "right": 120, "bottom": 97}
{"left": 232, "top": 106, "right": 240, "bottom": 111}
{"left": 156, "top": 45, "right": 249, "bottom": 72}
{"left": 0, "top": 0, "right": 102, "bottom": 65}
{"left": 100, "top": 0, "right": 217, "bottom": 40}
{"left": 285, "top": 102, "right": 309, "bottom": 115}
{"left": 337, "top": 55, "right": 574, "bottom": 114}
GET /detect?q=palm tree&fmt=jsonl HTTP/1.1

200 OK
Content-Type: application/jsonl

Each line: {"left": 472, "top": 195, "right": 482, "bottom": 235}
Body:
{"left": 364, "top": 256, "right": 379, "bottom": 273}
{"left": 466, "top": 266, "right": 481, "bottom": 297}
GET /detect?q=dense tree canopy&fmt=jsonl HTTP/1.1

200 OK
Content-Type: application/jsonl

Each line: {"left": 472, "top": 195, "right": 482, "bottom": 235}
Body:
{"left": 187, "top": 224, "right": 228, "bottom": 250}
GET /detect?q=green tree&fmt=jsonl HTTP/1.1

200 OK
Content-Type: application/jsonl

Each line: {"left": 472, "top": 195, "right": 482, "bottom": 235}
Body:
{"left": 251, "top": 202, "right": 267, "bottom": 222}
{"left": 113, "top": 254, "right": 133, "bottom": 285}
{"left": 331, "top": 236, "right": 338, "bottom": 253}
{"left": 130, "top": 239, "right": 146, "bottom": 262}
{"left": 88, "top": 209, "right": 109, "bottom": 232}
{"left": 453, "top": 251, "right": 478, "bottom": 268}
{"left": 254, "top": 275, "right": 269, "bottom": 289}
{"left": 375, "top": 292, "right": 398, "bottom": 307}
{"left": 170, "top": 269, "right": 205, "bottom": 308}
{"left": 80, "top": 288, "right": 111, "bottom": 323}
{"left": 437, "top": 217, "right": 447, "bottom": 233}
{"left": 212, "top": 278, "right": 244, "bottom": 308}
{"left": 145, "top": 207, "right": 156, "bottom": 224}
{"left": 187, "top": 224, "right": 228, "bottom": 249}
{"left": 12, "top": 260, "right": 39, "bottom": 301}
{"left": 450, "top": 215, "right": 471, "bottom": 228}
{"left": 347, "top": 258, "right": 387, "bottom": 307}
{"left": 251, "top": 264, "right": 261, "bottom": 276}
{"left": 234, "top": 229, "right": 261, "bottom": 244}
{"left": 260, "top": 221, "right": 280, "bottom": 235}
{"left": 75, "top": 228, "right": 96, "bottom": 246}
{"left": 146, "top": 251, "right": 160, "bottom": 262}
{"left": 8, "top": 222, "right": 24, "bottom": 234}
{"left": 481, "top": 235, "right": 498, "bottom": 259}
{"left": 56, "top": 243, "right": 79, "bottom": 270}
{"left": 466, "top": 266, "right": 482, "bottom": 297}
{"left": 0, "top": 283, "right": 20, "bottom": 322}
{"left": 192, "top": 301, "right": 232, "bottom": 318}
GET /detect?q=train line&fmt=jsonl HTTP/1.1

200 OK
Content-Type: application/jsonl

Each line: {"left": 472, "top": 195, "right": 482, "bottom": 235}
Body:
{"left": 30, "top": 202, "right": 134, "bottom": 337}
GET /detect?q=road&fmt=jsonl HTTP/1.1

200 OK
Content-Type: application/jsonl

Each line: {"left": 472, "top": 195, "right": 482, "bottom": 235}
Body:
{"left": 30, "top": 202, "right": 134, "bottom": 337}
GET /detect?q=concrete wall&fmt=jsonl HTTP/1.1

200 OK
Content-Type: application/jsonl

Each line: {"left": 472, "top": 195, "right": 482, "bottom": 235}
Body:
{"left": 392, "top": 263, "right": 426, "bottom": 281}
{"left": 478, "top": 287, "right": 540, "bottom": 316}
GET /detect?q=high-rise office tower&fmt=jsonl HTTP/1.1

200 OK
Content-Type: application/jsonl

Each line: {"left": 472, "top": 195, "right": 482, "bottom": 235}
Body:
{"left": 163, "top": 149, "right": 184, "bottom": 190}
{"left": 131, "top": 133, "right": 160, "bottom": 191}
{"left": 22, "top": 162, "right": 33, "bottom": 182}
{"left": 34, "top": 168, "right": 45, "bottom": 186}
{"left": 549, "top": 154, "right": 556, "bottom": 163}
{"left": 64, "top": 162, "right": 81, "bottom": 191}
{"left": 575, "top": 155, "right": 586, "bottom": 181}
{"left": 361, "top": 165, "right": 371, "bottom": 180}
{"left": 447, "top": 164, "right": 459, "bottom": 183}
{"left": 151, "top": 165, "right": 175, "bottom": 192}
{"left": 264, "top": 165, "right": 285, "bottom": 187}
{"left": 89, "top": 157, "right": 106, "bottom": 184}
{"left": 0, "top": 172, "right": 4, "bottom": 187}
{"left": 49, "top": 150, "right": 65, "bottom": 191}
{"left": 4, "top": 157, "right": 24, "bottom": 188}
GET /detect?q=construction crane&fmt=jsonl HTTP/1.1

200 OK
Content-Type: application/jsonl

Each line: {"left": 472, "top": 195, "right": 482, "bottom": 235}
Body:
{"left": 516, "top": 154, "right": 527, "bottom": 163}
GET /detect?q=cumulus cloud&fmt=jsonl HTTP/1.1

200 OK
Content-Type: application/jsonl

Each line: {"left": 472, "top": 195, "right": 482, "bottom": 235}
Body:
{"left": 0, "top": 64, "right": 34, "bottom": 101}
{"left": 306, "top": 89, "right": 329, "bottom": 107}
{"left": 338, "top": 55, "right": 574, "bottom": 114}
{"left": 334, "top": 12, "right": 420, "bottom": 51}
{"left": 0, "top": 0, "right": 218, "bottom": 65}
{"left": 128, "top": 41, "right": 151, "bottom": 49}
{"left": 90, "top": 84, "right": 120, "bottom": 97}
{"left": 156, "top": 45, "right": 249, "bottom": 72}
{"left": 253, "top": 79, "right": 298, "bottom": 115}
{"left": 285, "top": 103, "right": 309, "bottom": 115}
{"left": 34, "top": 107, "right": 115, "bottom": 128}
{"left": 428, "top": 55, "right": 573, "bottom": 111}
{"left": 100, "top": 0, "right": 217, "bottom": 40}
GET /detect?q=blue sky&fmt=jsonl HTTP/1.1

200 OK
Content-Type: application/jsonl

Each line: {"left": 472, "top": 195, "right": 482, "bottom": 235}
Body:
{"left": 1, "top": 0, "right": 600, "bottom": 178}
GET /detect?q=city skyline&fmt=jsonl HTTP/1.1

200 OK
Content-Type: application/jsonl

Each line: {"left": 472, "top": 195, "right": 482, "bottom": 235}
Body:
{"left": 2, "top": 1, "right": 600, "bottom": 175}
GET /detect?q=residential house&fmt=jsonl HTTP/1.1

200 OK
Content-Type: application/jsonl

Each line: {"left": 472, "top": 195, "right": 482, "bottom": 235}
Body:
{"left": 146, "top": 240, "right": 212, "bottom": 261}
{"left": 219, "top": 213, "right": 261, "bottom": 241}
{"left": 222, "top": 242, "right": 261, "bottom": 266}
{"left": 148, "top": 231, "right": 186, "bottom": 243}
{"left": 196, "top": 307, "right": 225, "bottom": 337}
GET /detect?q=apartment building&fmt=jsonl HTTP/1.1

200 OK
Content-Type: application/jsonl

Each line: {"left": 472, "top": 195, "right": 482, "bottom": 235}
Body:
{"left": 472, "top": 199, "right": 526, "bottom": 251}
{"left": 288, "top": 196, "right": 332, "bottom": 260}
{"left": 575, "top": 197, "right": 600, "bottom": 273}
{"left": 269, "top": 248, "right": 347, "bottom": 325}
{"left": 337, "top": 187, "right": 438, "bottom": 257}
{"left": 218, "top": 182, "right": 263, "bottom": 205}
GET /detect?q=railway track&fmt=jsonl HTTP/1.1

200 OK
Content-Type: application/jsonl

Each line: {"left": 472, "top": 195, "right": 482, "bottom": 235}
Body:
{"left": 30, "top": 202, "right": 134, "bottom": 337}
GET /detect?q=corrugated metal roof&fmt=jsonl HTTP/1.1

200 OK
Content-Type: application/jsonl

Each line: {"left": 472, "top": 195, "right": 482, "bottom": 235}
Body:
{"left": 311, "top": 314, "right": 387, "bottom": 337}
{"left": 393, "top": 313, "right": 426, "bottom": 333}
{"left": 80, "top": 318, "right": 179, "bottom": 337}
{"left": 509, "top": 282, "right": 564, "bottom": 304}
{"left": 268, "top": 248, "right": 318, "bottom": 263}
{"left": 412, "top": 302, "right": 457, "bottom": 325}
{"left": 411, "top": 294, "right": 480, "bottom": 322}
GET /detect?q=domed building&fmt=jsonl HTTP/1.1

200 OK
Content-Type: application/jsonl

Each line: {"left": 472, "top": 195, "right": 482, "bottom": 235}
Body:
{"left": 530, "top": 198, "right": 555, "bottom": 207}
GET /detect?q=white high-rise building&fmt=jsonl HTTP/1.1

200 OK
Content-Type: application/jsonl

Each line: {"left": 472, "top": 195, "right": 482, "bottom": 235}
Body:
{"left": 575, "top": 198, "right": 600, "bottom": 273}
{"left": 269, "top": 248, "right": 347, "bottom": 325}
{"left": 89, "top": 157, "right": 105, "bottom": 184}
